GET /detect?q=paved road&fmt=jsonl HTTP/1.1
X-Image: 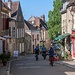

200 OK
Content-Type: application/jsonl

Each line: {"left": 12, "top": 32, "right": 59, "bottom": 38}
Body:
{"left": 11, "top": 54, "right": 75, "bottom": 75}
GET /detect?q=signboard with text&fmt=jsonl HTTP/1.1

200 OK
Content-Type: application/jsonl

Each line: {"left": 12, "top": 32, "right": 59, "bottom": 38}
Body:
{"left": 13, "top": 50, "right": 18, "bottom": 58}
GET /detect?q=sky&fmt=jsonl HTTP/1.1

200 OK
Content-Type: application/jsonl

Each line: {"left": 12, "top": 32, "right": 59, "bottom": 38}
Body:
{"left": 5, "top": 0, "right": 54, "bottom": 21}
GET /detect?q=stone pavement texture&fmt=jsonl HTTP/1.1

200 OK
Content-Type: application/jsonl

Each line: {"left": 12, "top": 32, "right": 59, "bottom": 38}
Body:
{"left": 0, "top": 55, "right": 75, "bottom": 75}
{"left": 0, "top": 60, "right": 8, "bottom": 75}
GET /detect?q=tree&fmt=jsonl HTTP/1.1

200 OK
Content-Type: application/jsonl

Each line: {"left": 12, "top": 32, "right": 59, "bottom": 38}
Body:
{"left": 47, "top": 0, "right": 62, "bottom": 40}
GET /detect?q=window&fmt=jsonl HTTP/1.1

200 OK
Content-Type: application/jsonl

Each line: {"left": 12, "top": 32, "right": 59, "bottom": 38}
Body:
{"left": 32, "top": 21, "right": 34, "bottom": 24}
{"left": 32, "top": 35, "right": 34, "bottom": 41}
{"left": 12, "top": 27, "right": 16, "bottom": 37}
{"left": 12, "top": 27, "right": 15, "bottom": 30}
{"left": 37, "top": 34, "right": 39, "bottom": 40}
{"left": 17, "top": 29, "right": 18, "bottom": 38}
{"left": 9, "top": 27, "right": 11, "bottom": 36}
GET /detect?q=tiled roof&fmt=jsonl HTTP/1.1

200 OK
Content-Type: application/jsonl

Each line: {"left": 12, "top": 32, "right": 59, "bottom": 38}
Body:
{"left": 2, "top": 1, "right": 11, "bottom": 11}
{"left": 11, "top": 1, "right": 19, "bottom": 16}
{"left": 4, "top": 1, "right": 19, "bottom": 18}
{"left": 40, "top": 19, "right": 48, "bottom": 30}
{"left": 24, "top": 20, "right": 37, "bottom": 30}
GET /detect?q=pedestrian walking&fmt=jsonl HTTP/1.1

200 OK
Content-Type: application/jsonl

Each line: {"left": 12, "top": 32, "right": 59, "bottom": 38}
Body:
{"left": 48, "top": 43, "right": 54, "bottom": 66}
{"left": 42, "top": 44, "right": 47, "bottom": 59}
{"left": 35, "top": 44, "right": 39, "bottom": 61}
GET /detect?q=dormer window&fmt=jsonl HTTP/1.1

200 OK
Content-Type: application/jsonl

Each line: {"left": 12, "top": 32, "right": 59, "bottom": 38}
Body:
{"left": 32, "top": 20, "right": 34, "bottom": 24}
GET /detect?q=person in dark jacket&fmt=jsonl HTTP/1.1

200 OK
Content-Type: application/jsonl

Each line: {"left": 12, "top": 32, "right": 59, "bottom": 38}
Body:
{"left": 42, "top": 44, "right": 46, "bottom": 54}
{"left": 49, "top": 43, "right": 54, "bottom": 66}
{"left": 35, "top": 44, "right": 39, "bottom": 61}
{"left": 35, "top": 44, "right": 39, "bottom": 55}
{"left": 49, "top": 47, "right": 54, "bottom": 56}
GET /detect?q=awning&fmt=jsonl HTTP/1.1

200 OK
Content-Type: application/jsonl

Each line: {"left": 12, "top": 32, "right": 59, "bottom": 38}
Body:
{"left": 55, "top": 33, "right": 70, "bottom": 41}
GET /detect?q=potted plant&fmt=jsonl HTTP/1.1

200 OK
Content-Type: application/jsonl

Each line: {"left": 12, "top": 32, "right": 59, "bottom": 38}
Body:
{"left": 0, "top": 53, "right": 8, "bottom": 66}
{"left": 2, "top": 58, "right": 7, "bottom": 66}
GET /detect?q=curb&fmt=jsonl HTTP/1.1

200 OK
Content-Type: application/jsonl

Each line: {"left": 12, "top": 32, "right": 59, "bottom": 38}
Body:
{"left": 6, "top": 56, "right": 25, "bottom": 75}
{"left": 56, "top": 61, "right": 75, "bottom": 69}
{"left": 6, "top": 61, "right": 11, "bottom": 75}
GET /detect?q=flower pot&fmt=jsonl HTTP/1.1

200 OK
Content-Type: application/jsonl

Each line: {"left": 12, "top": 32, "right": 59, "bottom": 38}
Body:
{"left": 2, "top": 62, "right": 7, "bottom": 66}
{"left": 2, "top": 58, "right": 7, "bottom": 66}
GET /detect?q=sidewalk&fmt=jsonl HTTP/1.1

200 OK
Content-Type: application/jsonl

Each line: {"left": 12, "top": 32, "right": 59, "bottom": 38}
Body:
{"left": 57, "top": 60, "right": 75, "bottom": 69}
{"left": 0, "top": 60, "right": 8, "bottom": 75}
{"left": 0, "top": 55, "right": 25, "bottom": 75}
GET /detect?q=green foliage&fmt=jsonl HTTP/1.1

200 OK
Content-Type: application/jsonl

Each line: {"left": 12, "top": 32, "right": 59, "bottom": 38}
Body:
{"left": 47, "top": 0, "right": 62, "bottom": 40}
{"left": 2, "top": 58, "right": 7, "bottom": 63}
{"left": 0, "top": 53, "right": 8, "bottom": 60}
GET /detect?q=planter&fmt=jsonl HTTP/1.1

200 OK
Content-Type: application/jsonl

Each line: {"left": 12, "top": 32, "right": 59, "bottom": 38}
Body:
{"left": 0, "top": 53, "right": 8, "bottom": 60}
{"left": 2, "top": 58, "right": 7, "bottom": 66}
{"left": 0, "top": 53, "right": 8, "bottom": 66}
{"left": 2, "top": 62, "right": 7, "bottom": 66}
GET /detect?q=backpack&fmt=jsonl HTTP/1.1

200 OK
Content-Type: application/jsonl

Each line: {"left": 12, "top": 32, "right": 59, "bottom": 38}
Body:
{"left": 49, "top": 47, "right": 54, "bottom": 56}
{"left": 35, "top": 46, "right": 39, "bottom": 51}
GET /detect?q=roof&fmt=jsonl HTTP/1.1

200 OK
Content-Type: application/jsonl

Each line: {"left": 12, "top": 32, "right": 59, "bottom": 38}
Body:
{"left": 4, "top": 1, "right": 19, "bottom": 18}
{"left": 2, "top": 1, "right": 11, "bottom": 11}
{"left": 8, "top": 17, "right": 16, "bottom": 21}
{"left": 40, "top": 19, "right": 48, "bottom": 30}
{"left": 24, "top": 20, "right": 37, "bottom": 30}
{"left": 28, "top": 16, "right": 36, "bottom": 21}
{"left": 11, "top": 10, "right": 18, "bottom": 17}
{"left": 67, "top": 0, "right": 75, "bottom": 8}
{"left": 11, "top": 1, "right": 19, "bottom": 18}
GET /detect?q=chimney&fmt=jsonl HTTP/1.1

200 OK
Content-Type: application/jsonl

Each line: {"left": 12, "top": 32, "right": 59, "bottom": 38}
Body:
{"left": 41, "top": 15, "right": 45, "bottom": 22}
{"left": 8, "top": 0, "right": 12, "bottom": 17}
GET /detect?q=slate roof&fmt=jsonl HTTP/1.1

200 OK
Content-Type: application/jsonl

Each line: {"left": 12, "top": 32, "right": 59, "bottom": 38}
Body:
{"left": 8, "top": 17, "right": 16, "bottom": 21}
{"left": 24, "top": 20, "right": 37, "bottom": 30}
{"left": 40, "top": 19, "right": 48, "bottom": 30}
{"left": 67, "top": 0, "right": 75, "bottom": 8}
{"left": 11, "top": 10, "right": 18, "bottom": 17}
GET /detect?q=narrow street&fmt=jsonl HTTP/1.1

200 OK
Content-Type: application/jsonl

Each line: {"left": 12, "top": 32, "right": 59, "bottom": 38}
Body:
{"left": 11, "top": 54, "right": 75, "bottom": 75}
